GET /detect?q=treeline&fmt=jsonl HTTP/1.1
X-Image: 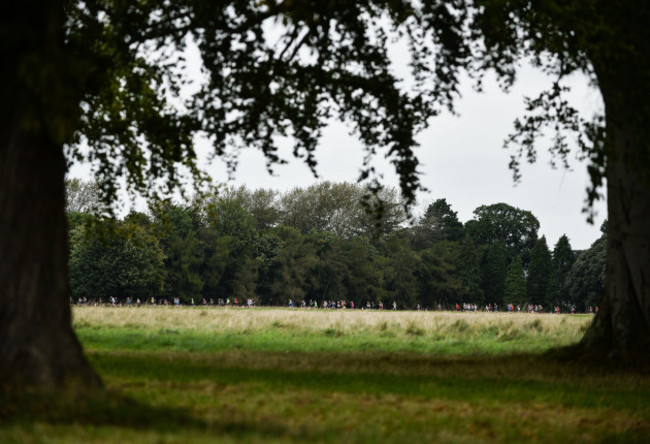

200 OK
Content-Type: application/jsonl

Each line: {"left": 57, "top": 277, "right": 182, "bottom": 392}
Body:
{"left": 66, "top": 180, "right": 606, "bottom": 310}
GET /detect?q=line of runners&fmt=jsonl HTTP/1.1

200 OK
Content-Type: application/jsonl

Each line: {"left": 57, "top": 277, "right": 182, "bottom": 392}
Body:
{"left": 73, "top": 296, "right": 599, "bottom": 313}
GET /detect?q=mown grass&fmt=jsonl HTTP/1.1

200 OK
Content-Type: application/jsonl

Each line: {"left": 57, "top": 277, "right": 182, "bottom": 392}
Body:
{"left": 2, "top": 307, "right": 649, "bottom": 443}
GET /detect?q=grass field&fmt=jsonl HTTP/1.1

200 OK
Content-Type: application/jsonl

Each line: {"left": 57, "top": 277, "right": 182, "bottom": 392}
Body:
{"left": 2, "top": 307, "right": 649, "bottom": 443}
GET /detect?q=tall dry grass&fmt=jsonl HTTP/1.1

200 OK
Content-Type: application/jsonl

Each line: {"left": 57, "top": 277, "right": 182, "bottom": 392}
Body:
{"left": 73, "top": 306, "right": 592, "bottom": 345}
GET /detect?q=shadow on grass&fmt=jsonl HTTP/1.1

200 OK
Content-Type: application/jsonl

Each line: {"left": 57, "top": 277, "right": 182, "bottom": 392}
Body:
{"left": 88, "top": 349, "right": 650, "bottom": 413}
{"left": 4, "top": 350, "right": 650, "bottom": 442}
{"left": 0, "top": 388, "right": 294, "bottom": 440}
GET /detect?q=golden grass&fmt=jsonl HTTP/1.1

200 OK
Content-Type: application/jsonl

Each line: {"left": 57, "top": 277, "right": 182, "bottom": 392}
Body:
{"left": 73, "top": 306, "right": 591, "bottom": 345}
{"left": 73, "top": 306, "right": 588, "bottom": 330}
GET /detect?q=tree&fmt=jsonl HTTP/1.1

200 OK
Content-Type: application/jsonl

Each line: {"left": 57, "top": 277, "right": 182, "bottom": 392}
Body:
{"left": 205, "top": 186, "right": 281, "bottom": 232}
{"left": 152, "top": 204, "right": 204, "bottom": 303}
{"left": 65, "top": 179, "right": 101, "bottom": 214}
{"left": 354, "top": 186, "right": 408, "bottom": 239}
{"left": 381, "top": 233, "right": 420, "bottom": 309}
{"left": 257, "top": 226, "right": 318, "bottom": 306}
{"left": 302, "top": 231, "right": 350, "bottom": 302}
{"left": 279, "top": 183, "right": 362, "bottom": 236}
{"left": 550, "top": 235, "right": 576, "bottom": 307}
{"left": 202, "top": 199, "right": 259, "bottom": 301}
{"left": 565, "top": 224, "right": 607, "bottom": 312}
{"left": 241, "top": 188, "right": 281, "bottom": 232}
{"left": 4, "top": 0, "right": 650, "bottom": 390}
{"left": 279, "top": 182, "right": 405, "bottom": 239}
{"left": 417, "top": 241, "right": 465, "bottom": 308}
{"left": 465, "top": 203, "right": 539, "bottom": 264}
{"left": 472, "top": 2, "right": 650, "bottom": 358}
{"left": 410, "top": 199, "right": 464, "bottom": 250}
{"left": 480, "top": 242, "right": 507, "bottom": 308}
{"left": 1, "top": 2, "right": 102, "bottom": 389}
{"left": 338, "top": 236, "right": 385, "bottom": 306}
{"left": 69, "top": 220, "right": 165, "bottom": 302}
{"left": 456, "top": 235, "right": 483, "bottom": 304}
{"left": 504, "top": 256, "right": 527, "bottom": 307}
{"left": 527, "top": 237, "right": 553, "bottom": 306}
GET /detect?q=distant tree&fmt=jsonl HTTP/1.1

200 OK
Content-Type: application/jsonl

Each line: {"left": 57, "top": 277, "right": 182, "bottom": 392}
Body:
{"left": 279, "top": 182, "right": 405, "bottom": 239}
{"left": 207, "top": 186, "right": 281, "bottom": 231}
{"left": 279, "top": 182, "right": 359, "bottom": 236}
{"left": 410, "top": 198, "right": 464, "bottom": 250}
{"left": 245, "top": 188, "right": 281, "bottom": 231}
{"left": 65, "top": 179, "right": 101, "bottom": 214}
{"left": 67, "top": 211, "right": 95, "bottom": 234}
{"left": 456, "top": 235, "right": 484, "bottom": 304}
{"left": 550, "top": 235, "right": 576, "bottom": 307}
{"left": 354, "top": 186, "right": 408, "bottom": 239}
{"left": 381, "top": 233, "right": 420, "bottom": 309}
{"left": 195, "top": 226, "right": 226, "bottom": 302}
{"left": 123, "top": 211, "right": 153, "bottom": 228}
{"left": 480, "top": 242, "right": 507, "bottom": 308}
{"left": 69, "top": 221, "right": 164, "bottom": 302}
{"left": 504, "top": 256, "right": 527, "bottom": 306}
{"left": 303, "top": 231, "right": 350, "bottom": 302}
{"left": 201, "top": 199, "right": 259, "bottom": 301}
{"left": 465, "top": 203, "right": 539, "bottom": 264}
{"left": 152, "top": 204, "right": 204, "bottom": 302}
{"left": 565, "top": 225, "right": 607, "bottom": 312}
{"left": 258, "top": 226, "right": 318, "bottom": 306}
{"left": 339, "top": 236, "right": 385, "bottom": 306}
{"left": 527, "top": 237, "right": 553, "bottom": 306}
{"left": 254, "top": 230, "right": 282, "bottom": 305}
{"left": 417, "top": 241, "right": 464, "bottom": 308}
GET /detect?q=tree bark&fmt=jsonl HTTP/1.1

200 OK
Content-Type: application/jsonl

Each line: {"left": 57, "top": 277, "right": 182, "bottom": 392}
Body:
{"left": 578, "top": 56, "right": 650, "bottom": 360}
{"left": 0, "top": 1, "right": 102, "bottom": 392}
{"left": 578, "top": 134, "right": 650, "bottom": 359}
{"left": 0, "top": 115, "right": 103, "bottom": 392}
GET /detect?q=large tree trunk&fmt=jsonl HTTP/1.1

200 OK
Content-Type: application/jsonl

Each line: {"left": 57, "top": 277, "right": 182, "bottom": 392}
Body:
{"left": 578, "top": 51, "right": 650, "bottom": 360}
{"left": 0, "top": 115, "right": 103, "bottom": 392}
{"left": 0, "top": 2, "right": 102, "bottom": 392}
{"left": 578, "top": 126, "right": 650, "bottom": 359}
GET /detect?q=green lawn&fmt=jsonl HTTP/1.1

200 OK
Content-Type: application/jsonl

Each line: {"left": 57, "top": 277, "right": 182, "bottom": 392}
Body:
{"left": 2, "top": 307, "right": 648, "bottom": 443}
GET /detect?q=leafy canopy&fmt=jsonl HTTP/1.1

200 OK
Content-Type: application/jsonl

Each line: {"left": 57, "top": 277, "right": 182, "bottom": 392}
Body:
{"left": 58, "top": 0, "right": 631, "bottom": 211}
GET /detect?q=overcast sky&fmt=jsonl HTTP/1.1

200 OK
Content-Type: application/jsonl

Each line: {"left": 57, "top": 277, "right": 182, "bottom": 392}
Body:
{"left": 69, "top": 35, "right": 606, "bottom": 251}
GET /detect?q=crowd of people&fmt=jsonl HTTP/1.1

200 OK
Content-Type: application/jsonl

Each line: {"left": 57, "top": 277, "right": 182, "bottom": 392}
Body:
{"left": 286, "top": 299, "right": 399, "bottom": 310}
{"left": 73, "top": 296, "right": 598, "bottom": 313}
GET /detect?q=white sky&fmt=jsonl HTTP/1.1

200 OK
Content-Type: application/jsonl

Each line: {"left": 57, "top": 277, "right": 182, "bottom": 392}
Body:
{"left": 69, "top": 30, "right": 607, "bottom": 251}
